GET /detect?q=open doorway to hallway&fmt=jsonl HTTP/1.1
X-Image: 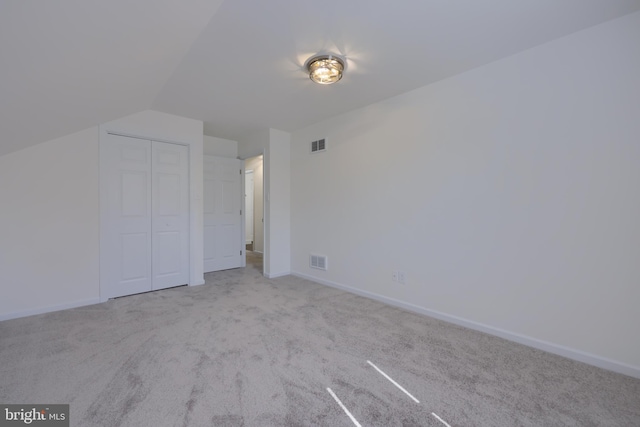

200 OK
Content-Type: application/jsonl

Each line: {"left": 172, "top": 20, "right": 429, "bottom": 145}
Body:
{"left": 244, "top": 155, "right": 264, "bottom": 268}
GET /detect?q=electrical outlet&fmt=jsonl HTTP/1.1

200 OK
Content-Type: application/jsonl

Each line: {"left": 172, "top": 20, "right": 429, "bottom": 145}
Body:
{"left": 398, "top": 271, "right": 406, "bottom": 284}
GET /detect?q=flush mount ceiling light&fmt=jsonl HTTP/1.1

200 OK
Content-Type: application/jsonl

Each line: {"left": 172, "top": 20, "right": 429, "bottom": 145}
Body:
{"left": 306, "top": 54, "right": 345, "bottom": 85}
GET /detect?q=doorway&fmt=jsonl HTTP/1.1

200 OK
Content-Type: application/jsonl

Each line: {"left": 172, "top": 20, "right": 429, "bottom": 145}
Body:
{"left": 244, "top": 155, "right": 264, "bottom": 269}
{"left": 245, "top": 170, "right": 254, "bottom": 251}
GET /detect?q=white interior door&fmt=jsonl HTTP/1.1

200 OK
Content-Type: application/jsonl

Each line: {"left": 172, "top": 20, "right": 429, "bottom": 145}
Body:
{"left": 152, "top": 141, "right": 189, "bottom": 290}
{"left": 203, "top": 156, "right": 242, "bottom": 272}
{"left": 100, "top": 134, "right": 152, "bottom": 298}
{"left": 101, "top": 135, "right": 190, "bottom": 299}
{"left": 245, "top": 170, "right": 254, "bottom": 245}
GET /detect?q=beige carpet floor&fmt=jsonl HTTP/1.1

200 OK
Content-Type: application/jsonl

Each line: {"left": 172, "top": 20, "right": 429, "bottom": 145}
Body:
{"left": 1, "top": 255, "right": 639, "bottom": 426}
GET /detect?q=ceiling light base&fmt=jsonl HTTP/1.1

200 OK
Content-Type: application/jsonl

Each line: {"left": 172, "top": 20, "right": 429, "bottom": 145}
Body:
{"left": 305, "top": 54, "right": 345, "bottom": 85}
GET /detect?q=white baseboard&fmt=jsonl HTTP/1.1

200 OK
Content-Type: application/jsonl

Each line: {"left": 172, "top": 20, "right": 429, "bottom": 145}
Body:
{"left": 266, "top": 271, "right": 290, "bottom": 279}
{"left": 0, "top": 298, "right": 102, "bottom": 322}
{"left": 291, "top": 271, "right": 640, "bottom": 379}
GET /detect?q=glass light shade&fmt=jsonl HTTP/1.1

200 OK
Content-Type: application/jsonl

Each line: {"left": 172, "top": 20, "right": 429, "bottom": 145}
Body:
{"left": 307, "top": 55, "right": 344, "bottom": 85}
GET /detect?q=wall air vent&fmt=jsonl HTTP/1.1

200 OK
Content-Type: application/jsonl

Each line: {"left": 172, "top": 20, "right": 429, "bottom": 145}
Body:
{"left": 311, "top": 138, "right": 326, "bottom": 153}
{"left": 310, "top": 254, "right": 328, "bottom": 271}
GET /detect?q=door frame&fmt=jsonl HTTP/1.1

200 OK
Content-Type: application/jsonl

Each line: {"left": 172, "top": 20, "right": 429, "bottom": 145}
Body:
{"left": 99, "top": 130, "right": 193, "bottom": 302}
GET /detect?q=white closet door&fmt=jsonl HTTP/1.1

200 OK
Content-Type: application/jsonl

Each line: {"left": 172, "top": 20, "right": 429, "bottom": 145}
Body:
{"left": 101, "top": 136, "right": 190, "bottom": 299}
{"left": 203, "top": 156, "right": 242, "bottom": 272}
{"left": 100, "top": 134, "right": 152, "bottom": 298}
{"left": 152, "top": 141, "right": 190, "bottom": 290}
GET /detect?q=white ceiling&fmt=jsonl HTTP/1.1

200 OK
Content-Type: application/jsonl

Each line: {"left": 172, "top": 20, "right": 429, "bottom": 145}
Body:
{"left": 2, "top": 0, "right": 640, "bottom": 155}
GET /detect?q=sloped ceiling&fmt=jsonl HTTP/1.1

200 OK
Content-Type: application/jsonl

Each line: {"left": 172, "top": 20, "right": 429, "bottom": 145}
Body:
{"left": 0, "top": 0, "right": 224, "bottom": 155}
{"left": 2, "top": 0, "right": 640, "bottom": 156}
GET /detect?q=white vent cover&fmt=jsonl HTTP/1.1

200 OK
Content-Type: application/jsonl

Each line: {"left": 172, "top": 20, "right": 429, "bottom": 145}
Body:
{"left": 310, "top": 254, "right": 328, "bottom": 270}
{"left": 311, "top": 138, "right": 326, "bottom": 153}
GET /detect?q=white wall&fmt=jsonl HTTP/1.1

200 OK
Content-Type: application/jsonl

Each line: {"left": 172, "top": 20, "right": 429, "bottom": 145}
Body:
{"left": 290, "top": 11, "right": 640, "bottom": 376}
{"left": 268, "top": 129, "right": 291, "bottom": 276}
{"left": 101, "top": 110, "right": 205, "bottom": 291}
{"left": 0, "top": 127, "right": 101, "bottom": 319}
{"left": 238, "top": 128, "right": 291, "bottom": 278}
{"left": 204, "top": 135, "right": 238, "bottom": 158}
{"left": 245, "top": 156, "right": 264, "bottom": 253}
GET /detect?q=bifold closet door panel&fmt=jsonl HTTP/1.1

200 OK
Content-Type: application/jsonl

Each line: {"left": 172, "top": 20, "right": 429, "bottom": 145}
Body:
{"left": 151, "top": 141, "right": 190, "bottom": 290}
{"left": 101, "top": 134, "right": 153, "bottom": 299}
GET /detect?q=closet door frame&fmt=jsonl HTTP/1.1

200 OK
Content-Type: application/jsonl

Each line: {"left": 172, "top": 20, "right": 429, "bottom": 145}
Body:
{"left": 99, "top": 131, "right": 193, "bottom": 301}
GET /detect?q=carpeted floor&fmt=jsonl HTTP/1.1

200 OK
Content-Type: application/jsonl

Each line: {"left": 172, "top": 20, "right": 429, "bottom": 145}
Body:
{"left": 1, "top": 254, "right": 639, "bottom": 426}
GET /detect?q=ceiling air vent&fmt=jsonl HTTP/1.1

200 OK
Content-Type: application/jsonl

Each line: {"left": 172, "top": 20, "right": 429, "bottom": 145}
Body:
{"left": 311, "top": 138, "right": 326, "bottom": 154}
{"left": 310, "top": 254, "right": 328, "bottom": 271}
